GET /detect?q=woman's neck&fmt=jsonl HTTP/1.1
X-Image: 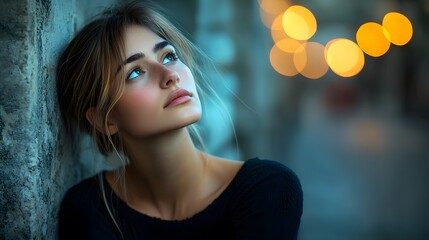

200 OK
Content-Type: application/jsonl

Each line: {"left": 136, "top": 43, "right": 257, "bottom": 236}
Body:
{"left": 119, "top": 128, "right": 209, "bottom": 219}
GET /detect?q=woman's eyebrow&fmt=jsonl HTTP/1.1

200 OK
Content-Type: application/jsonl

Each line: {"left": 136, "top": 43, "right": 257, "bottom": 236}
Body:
{"left": 153, "top": 40, "right": 170, "bottom": 53}
{"left": 117, "top": 41, "right": 172, "bottom": 73}
{"left": 124, "top": 41, "right": 171, "bottom": 65}
{"left": 116, "top": 53, "right": 144, "bottom": 74}
{"left": 125, "top": 52, "right": 144, "bottom": 64}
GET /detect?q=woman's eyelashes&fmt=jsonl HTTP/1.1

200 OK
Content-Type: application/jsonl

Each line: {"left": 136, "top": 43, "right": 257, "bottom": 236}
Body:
{"left": 127, "top": 68, "right": 144, "bottom": 81}
{"left": 162, "top": 51, "right": 179, "bottom": 64}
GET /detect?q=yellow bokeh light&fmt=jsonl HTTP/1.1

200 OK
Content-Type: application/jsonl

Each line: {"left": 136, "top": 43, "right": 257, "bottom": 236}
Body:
{"left": 270, "top": 40, "right": 299, "bottom": 76}
{"left": 294, "top": 42, "right": 329, "bottom": 79}
{"left": 271, "top": 14, "right": 306, "bottom": 48}
{"left": 325, "top": 38, "right": 365, "bottom": 77}
{"left": 277, "top": 37, "right": 303, "bottom": 53}
{"left": 271, "top": 13, "right": 288, "bottom": 43}
{"left": 382, "top": 12, "right": 413, "bottom": 46}
{"left": 260, "top": 0, "right": 290, "bottom": 15}
{"left": 282, "top": 5, "right": 317, "bottom": 41}
{"left": 356, "top": 22, "right": 391, "bottom": 57}
{"left": 260, "top": 8, "right": 278, "bottom": 29}
{"left": 259, "top": 0, "right": 291, "bottom": 28}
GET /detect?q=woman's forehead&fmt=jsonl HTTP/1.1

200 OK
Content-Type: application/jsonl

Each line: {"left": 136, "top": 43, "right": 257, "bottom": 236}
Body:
{"left": 123, "top": 25, "right": 165, "bottom": 55}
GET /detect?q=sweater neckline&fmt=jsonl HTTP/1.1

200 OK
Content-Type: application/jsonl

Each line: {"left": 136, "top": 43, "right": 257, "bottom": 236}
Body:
{"left": 102, "top": 158, "right": 258, "bottom": 224}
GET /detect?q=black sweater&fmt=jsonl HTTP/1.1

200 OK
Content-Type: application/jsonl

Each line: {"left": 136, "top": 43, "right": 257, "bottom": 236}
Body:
{"left": 58, "top": 158, "right": 303, "bottom": 239}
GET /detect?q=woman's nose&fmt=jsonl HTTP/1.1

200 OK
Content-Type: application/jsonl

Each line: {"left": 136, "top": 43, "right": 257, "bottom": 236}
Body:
{"left": 159, "top": 65, "right": 180, "bottom": 88}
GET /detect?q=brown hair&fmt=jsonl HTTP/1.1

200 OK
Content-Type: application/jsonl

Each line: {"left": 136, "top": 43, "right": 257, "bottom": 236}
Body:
{"left": 57, "top": 0, "right": 207, "bottom": 157}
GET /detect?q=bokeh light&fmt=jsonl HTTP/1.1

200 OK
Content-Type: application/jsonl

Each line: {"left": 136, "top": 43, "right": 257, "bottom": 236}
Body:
{"left": 276, "top": 37, "right": 303, "bottom": 53}
{"left": 356, "top": 22, "right": 391, "bottom": 57}
{"left": 282, "top": 5, "right": 317, "bottom": 41}
{"left": 294, "top": 42, "right": 329, "bottom": 79}
{"left": 270, "top": 39, "right": 300, "bottom": 76}
{"left": 260, "top": 2, "right": 413, "bottom": 79}
{"left": 382, "top": 12, "right": 413, "bottom": 46}
{"left": 259, "top": 0, "right": 291, "bottom": 28}
{"left": 271, "top": 13, "right": 288, "bottom": 43}
{"left": 325, "top": 38, "right": 365, "bottom": 77}
{"left": 271, "top": 14, "right": 306, "bottom": 46}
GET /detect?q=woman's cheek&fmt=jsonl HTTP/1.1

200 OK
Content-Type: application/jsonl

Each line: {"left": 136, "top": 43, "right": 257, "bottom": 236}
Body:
{"left": 179, "top": 68, "right": 197, "bottom": 90}
{"left": 116, "top": 88, "right": 160, "bottom": 124}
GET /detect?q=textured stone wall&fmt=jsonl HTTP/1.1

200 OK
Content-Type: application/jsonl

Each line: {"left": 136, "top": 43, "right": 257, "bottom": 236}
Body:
{"left": 0, "top": 0, "right": 76, "bottom": 238}
{"left": 0, "top": 0, "right": 113, "bottom": 239}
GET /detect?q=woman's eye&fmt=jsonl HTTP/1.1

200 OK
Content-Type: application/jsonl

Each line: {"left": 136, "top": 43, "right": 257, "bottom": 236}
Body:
{"left": 162, "top": 52, "right": 179, "bottom": 64}
{"left": 127, "top": 69, "right": 144, "bottom": 80}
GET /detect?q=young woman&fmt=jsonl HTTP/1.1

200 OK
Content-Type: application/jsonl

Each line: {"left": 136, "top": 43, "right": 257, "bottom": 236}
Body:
{"left": 57, "top": 1, "right": 302, "bottom": 239}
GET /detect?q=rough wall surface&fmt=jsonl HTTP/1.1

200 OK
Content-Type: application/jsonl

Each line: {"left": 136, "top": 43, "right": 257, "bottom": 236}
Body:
{"left": 0, "top": 0, "right": 125, "bottom": 237}
{"left": 0, "top": 0, "right": 106, "bottom": 239}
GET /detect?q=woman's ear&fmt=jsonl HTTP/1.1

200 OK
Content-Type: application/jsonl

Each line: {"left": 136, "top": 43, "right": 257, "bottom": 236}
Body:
{"left": 86, "top": 108, "right": 119, "bottom": 135}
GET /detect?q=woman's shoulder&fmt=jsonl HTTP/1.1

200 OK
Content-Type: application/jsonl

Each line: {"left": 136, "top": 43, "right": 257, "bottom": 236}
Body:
{"left": 59, "top": 173, "right": 112, "bottom": 227}
{"left": 61, "top": 173, "right": 104, "bottom": 207}
{"left": 239, "top": 158, "right": 301, "bottom": 185}
{"left": 58, "top": 172, "right": 123, "bottom": 239}
{"left": 209, "top": 156, "right": 301, "bottom": 194}
{"left": 227, "top": 158, "right": 303, "bottom": 221}
{"left": 222, "top": 158, "right": 303, "bottom": 239}
{"left": 227, "top": 158, "right": 302, "bottom": 204}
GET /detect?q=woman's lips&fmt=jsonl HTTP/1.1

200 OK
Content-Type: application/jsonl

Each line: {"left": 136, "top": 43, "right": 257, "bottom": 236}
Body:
{"left": 164, "top": 89, "right": 192, "bottom": 108}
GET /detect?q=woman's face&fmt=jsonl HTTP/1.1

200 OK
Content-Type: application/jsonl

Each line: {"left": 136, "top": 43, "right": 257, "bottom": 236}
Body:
{"left": 110, "top": 25, "right": 201, "bottom": 139}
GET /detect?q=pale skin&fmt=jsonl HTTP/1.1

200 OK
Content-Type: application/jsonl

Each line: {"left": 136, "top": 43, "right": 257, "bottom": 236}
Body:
{"left": 86, "top": 25, "right": 243, "bottom": 221}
